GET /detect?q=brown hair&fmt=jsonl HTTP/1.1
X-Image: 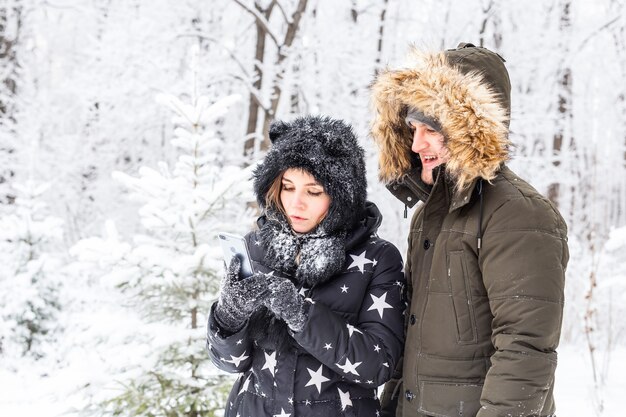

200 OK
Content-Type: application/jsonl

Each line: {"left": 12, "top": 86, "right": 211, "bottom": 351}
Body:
{"left": 265, "top": 172, "right": 286, "bottom": 214}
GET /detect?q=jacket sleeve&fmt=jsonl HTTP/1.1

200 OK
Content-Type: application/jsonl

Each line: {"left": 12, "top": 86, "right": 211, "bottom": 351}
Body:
{"left": 477, "top": 196, "right": 568, "bottom": 417}
{"left": 292, "top": 242, "right": 406, "bottom": 388}
{"left": 206, "top": 302, "right": 254, "bottom": 374}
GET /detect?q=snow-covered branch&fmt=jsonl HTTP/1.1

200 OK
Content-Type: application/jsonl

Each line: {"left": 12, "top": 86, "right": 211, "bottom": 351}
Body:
{"left": 231, "top": 0, "right": 281, "bottom": 47}
{"left": 177, "top": 32, "right": 254, "bottom": 81}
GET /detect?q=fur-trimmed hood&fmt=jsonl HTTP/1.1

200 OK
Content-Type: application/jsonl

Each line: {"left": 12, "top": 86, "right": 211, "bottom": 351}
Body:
{"left": 370, "top": 43, "right": 512, "bottom": 191}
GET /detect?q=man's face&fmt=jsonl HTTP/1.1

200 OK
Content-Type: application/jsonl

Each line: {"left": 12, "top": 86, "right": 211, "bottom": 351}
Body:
{"left": 409, "top": 121, "right": 449, "bottom": 185}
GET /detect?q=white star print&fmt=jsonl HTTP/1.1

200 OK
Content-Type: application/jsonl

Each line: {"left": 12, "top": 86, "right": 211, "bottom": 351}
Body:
{"left": 305, "top": 399, "right": 311, "bottom": 405}
{"left": 347, "top": 250, "right": 374, "bottom": 273}
{"left": 224, "top": 352, "right": 249, "bottom": 367}
{"left": 236, "top": 339, "right": 243, "bottom": 345}
{"left": 347, "top": 323, "right": 363, "bottom": 337}
{"left": 324, "top": 343, "right": 333, "bottom": 350}
{"left": 338, "top": 388, "right": 353, "bottom": 411}
{"left": 238, "top": 375, "right": 251, "bottom": 395}
{"left": 366, "top": 380, "right": 374, "bottom": 384}
{"left": 288, "top": 397, "right": 293, "bottom": 404}
{"left": 367, "top": 292, "right": 393, "bottom": 319}
{"left": 305, "top": 364, "right": 330, "bottom": 393}
{"left": 340, "top": 284, "right": 349, "bottom": 293}
{"left": 298, "top": 287, "right": 309, "bottom": 297}
{"left": 273, "top": 408, "right": 290, "bottom": 417}
{"left": 336, "top": 358, "right": 362, "bottom": 376}
{"left": 373, "top": 259, "right": 378, "bottom": 266}
{"left": 373, "top": 344, "right": 381, "bottom": 352}
{"left": 383, "top": 362, "right": 389, "bottom": 367}
{"left": 261, "top": 351, "right": 277, "bottom": 377}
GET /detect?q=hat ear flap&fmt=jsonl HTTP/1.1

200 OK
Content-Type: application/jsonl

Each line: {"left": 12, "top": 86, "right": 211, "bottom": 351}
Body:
{"left": 269, "top": 120, "right": 289, "bottom": 143}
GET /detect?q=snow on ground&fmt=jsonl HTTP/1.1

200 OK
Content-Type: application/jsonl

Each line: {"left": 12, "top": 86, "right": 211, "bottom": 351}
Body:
{"left": 555, "top": 344, "right": 626, "bottom": 417}
{"left": 1, "top": 343, "right": 624, "bottom": 416}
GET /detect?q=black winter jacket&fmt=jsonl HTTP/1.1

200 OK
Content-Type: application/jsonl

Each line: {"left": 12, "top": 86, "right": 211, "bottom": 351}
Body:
{"left": 207, "top": 202, "right": 406, "bottom": 417}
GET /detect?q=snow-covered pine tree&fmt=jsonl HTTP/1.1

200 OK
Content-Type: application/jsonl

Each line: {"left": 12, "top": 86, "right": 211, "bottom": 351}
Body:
{"left": 71, "top": 93, "right": 256, "bottom": 417}
{"left": 0, "top": 181, "right": 63, "bottom": 362}
{"left": 0, "top": 2, "right": 22, "bottom": 205}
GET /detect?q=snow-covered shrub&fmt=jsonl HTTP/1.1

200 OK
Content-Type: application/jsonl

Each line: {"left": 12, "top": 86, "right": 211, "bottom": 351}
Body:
{"left": 71, "top": 93, "right": 255, "bottom": 416}
{"left": 0, "top": 181, "right": 64, "bottom": 361}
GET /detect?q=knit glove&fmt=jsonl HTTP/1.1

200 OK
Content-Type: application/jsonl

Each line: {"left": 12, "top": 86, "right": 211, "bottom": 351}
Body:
{"left": 265, "top": 277, "right": 307, "bottom": 332}
{"left": 214, "top": 257, "right": 270, "bottom": 332}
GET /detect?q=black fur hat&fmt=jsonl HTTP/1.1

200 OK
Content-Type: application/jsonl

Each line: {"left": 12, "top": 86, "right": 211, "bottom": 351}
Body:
{"left": 253, "top": 115, "right": 367, "bottom": 235}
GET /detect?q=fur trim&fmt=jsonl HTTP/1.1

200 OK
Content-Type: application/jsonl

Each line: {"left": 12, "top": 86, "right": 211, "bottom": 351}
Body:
{"left": 370, "top": 48, "right": 511, "bottom": 191}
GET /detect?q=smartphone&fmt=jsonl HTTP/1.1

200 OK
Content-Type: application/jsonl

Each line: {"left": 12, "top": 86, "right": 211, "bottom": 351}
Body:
{"left": 217, "top": 232, "right": 254, "bottom": 278}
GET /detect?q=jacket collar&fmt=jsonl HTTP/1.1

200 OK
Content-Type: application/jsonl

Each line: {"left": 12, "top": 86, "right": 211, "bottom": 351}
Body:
{"left": 450, "top": 177, "right": 479, "bottom": 212}
{"left": 386, "top": 165, "right": 479, "bottom": 213}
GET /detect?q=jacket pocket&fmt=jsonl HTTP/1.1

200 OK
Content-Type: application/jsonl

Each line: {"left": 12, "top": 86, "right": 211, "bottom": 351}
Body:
{"left": 447, "top": 251, "right": 477, "bottom": 344}
{"left": 418, "top": 381, "right": 482, "bottom": 417}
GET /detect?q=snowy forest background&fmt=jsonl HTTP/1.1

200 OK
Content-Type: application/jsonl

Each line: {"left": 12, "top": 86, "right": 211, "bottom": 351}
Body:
{"left": 1, "top": 0, "right": 625, "bottom": 416}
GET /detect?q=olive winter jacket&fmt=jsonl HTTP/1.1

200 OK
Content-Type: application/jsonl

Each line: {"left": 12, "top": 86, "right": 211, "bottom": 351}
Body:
{"left": 371, "top": 44, "right": 569, "bottom": 417}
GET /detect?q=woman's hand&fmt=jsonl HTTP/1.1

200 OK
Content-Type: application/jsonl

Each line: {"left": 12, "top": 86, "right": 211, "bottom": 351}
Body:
{"left": 214, "top": 257, "right": 270, "bottom": 332}
{"left": 265, "top": 276, "right": 307, "bottom": 332}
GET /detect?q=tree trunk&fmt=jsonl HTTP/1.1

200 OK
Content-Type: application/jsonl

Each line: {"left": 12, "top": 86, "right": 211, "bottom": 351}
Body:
{"left": 375, "top": 0, "right": 389, "bottom": 69}
{"left": 547, "top": 0, "right": 573, "bottom": 208}
{"left": 611, "top": 2, "right": 626, "bottom": 227}
{"left": 350, "top": 0, "right": 358, "bottom": 23}
{"left": 244, "top": 1, "right": 274, "bottom": 156}
{"left": 263, "top": 0, "right": 308, "bottom": 150}
{"left": 478, "top": 0, "right": 494, "bottom": 48}
{"left": 289, "top": 58, "right": 301, "bottom": 115}
{"left": 610, "top": 1, "right": 626, "bottom": 161}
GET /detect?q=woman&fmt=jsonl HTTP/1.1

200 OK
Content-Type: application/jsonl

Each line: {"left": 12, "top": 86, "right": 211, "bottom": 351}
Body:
{"left": 207, "top": 115, "right": 405, "bottom": 417}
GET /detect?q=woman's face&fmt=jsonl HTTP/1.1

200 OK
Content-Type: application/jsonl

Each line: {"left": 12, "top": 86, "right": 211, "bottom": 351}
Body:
{"left": 280, "top": 168, "right": 331, "bottom": 234}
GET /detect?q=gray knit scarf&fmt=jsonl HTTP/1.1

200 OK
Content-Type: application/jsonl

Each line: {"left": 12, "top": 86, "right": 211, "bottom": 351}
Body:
{"left": 259, "top": 209, "right": 346, "bottom": 287}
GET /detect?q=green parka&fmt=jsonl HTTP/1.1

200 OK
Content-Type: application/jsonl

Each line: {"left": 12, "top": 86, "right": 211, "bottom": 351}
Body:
{"left": 370, "top": 43, "right": 569, "bottom": 417}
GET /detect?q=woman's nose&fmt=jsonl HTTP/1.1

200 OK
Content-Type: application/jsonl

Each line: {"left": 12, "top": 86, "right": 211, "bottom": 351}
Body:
{"left": 290, "top": 191, "right": 306, "bottom": 208}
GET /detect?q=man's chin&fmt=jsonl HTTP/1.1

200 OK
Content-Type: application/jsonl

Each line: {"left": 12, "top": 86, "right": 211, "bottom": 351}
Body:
{"left": 421, "top": 172, "right": 434, "bottom": 185}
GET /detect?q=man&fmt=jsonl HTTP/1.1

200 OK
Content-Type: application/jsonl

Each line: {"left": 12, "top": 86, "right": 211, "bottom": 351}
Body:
{"left": 370, "top": 43, "right": 569, "bottom": 417}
